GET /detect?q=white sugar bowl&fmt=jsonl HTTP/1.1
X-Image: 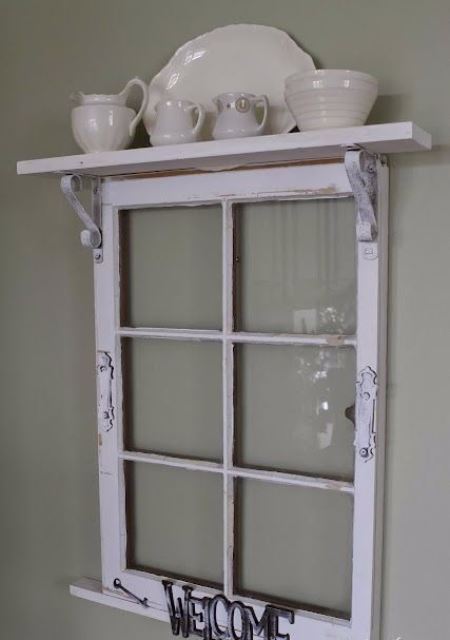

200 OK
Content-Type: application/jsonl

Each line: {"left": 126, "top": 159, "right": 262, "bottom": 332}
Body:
{"left": 71, "top": 77, "right": 148, "bottom": 153}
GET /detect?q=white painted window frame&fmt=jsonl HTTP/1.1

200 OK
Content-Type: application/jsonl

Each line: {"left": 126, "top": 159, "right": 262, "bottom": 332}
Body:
{"left": 93, "top": 159, "right": 388, "bottom": 640}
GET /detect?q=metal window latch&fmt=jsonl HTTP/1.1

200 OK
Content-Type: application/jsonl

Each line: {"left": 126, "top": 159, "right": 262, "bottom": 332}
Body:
{"left": 60, "top": 174, "right": 103, "bottom": 262}
{"left": 113, "top": 578, "right": 149, "bottom": 608}
{"left": 344, "top": 149, "right": 378, "bottom": 242}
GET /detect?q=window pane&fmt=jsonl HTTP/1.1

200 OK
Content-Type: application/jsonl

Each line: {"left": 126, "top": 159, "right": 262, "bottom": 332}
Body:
{"left": 236, "top": 345, "right": 355, "bottom": 480}
{"left": 236, "top": 479, "right": 353, "bottom": 617}
{"left": 236, "top": 199, "right": 356, "bottom": 334}
{"left": 120, "top": 206, "right": 222, "bottom": 329}
{"left": 122, "top": 338, "right": 222, "bottom": 461}
{"left": 127, "top": 463, "right": 223, "bottom": 587}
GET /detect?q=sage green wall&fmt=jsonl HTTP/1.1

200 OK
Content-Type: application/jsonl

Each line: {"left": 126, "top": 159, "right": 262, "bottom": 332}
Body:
{"left": 1, "top": 1, "right": 449, "bottom": 639}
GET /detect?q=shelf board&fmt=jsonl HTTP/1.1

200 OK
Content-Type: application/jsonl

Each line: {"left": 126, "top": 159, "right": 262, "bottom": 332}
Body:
{"left": 17, "top": 122, "right": 431, "bottom": 178}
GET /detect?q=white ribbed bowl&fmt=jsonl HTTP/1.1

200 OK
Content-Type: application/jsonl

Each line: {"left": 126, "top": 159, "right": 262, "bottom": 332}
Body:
{"left": 284, "top": 69, "right": 378, "bottom": 131}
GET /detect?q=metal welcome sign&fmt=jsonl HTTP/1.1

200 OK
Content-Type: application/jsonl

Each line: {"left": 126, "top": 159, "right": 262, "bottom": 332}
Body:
{"left": 163, "top": 581, "right": 295, "bottom": 640}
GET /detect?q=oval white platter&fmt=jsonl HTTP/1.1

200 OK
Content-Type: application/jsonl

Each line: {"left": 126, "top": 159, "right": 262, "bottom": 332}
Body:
{"left": 143, "top": 24, "right": 315, "bottom": 139}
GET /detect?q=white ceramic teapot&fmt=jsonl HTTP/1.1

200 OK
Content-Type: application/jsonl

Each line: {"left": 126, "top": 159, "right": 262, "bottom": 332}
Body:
{"left": 212, "top": 92, "right": 269, "bottom": 140}
{"left": 71, "top": 77, "right": 148, "bottom": 153}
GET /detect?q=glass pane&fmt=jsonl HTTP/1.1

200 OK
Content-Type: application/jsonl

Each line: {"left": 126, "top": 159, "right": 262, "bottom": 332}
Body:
{"left": 236, "top": 479, "right": 353, "bottom": 617}
{"left": 123, "top": 339, "right": 222, "bottom": 461}
{"left": 236, "top": 345, "right": 355, "bottom": 480}
{"left": 127, "top": 463, "right": 223, "bottom": 586}
{"left": 236, "top": 199, "right": 356, "bottom": 334}
{"left": 120, "top": 206, "right": 222, "bottom": 329}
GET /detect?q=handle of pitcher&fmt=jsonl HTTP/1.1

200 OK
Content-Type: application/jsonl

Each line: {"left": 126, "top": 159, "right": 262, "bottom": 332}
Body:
{"left": 255, "top": 95, "right": 269, "bottom": 133}
{"left": 121, "top": 77, "right": 149, "bottom": 137}
{"left": 191, "top": 104, "right": 206, "bottom": 137}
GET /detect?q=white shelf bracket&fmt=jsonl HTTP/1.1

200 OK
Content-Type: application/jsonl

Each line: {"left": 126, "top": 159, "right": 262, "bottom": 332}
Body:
{"left": 345, "top": 149, "right": 378, "bottom": 242}
{"left": 60, "top": 174, "right": 103, "bottom": 262}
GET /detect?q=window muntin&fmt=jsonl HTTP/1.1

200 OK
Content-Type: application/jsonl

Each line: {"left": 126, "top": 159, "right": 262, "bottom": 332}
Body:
{"left": 118, "top": 198, "right": 356, "bottom": 617}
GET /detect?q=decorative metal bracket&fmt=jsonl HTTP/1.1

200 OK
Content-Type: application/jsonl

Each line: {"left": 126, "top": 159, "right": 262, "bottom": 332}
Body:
{"left": 97, "top": 351, "right": 114, "bottom": 432}
{"left": 355, "top": 366, "right": 378, "bottom": 461}
{"left": 60, "top": 174, "right": 103, "bottom": 262}
{"left": 345, "top": 149, "right": 378, "bottom": 242}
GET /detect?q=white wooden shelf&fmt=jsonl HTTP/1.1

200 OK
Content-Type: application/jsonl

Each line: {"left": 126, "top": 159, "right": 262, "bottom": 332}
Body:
{"left": 17, "top": 122, "right": 431, "bottom": 178}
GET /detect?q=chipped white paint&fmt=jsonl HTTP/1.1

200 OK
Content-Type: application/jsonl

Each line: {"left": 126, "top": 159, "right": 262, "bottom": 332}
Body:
{"left": 118, "top": 327, "right": 223, "bottom": 341}
{"left": 222, "top": 200, "right": 235, "bottom": 598}
{"left": 118, "top": 327, "right": 356, "bottom": 346}
{"left": 228, "top": 331, "right": 356, "bottom": 347}
{"left": 350, "top": 156, "right": 389, "bottom": 640}
{"left": 229, "top": 466, "right": 354, "bottom": 494}
{"left": 119, "top": 450, "right": 223, "bottom": 474}
{"left": 117, "top": 451, "right": 353, "bottom": 496}
{"left": 85, "top": 160, "right": 390, "bottom": 640}
{"left": 102, "top": 162, "right": 352, "bottom": 208}
{"left": 92, "top": 203, "right": 121, "bottom": 591}
{"left": 118, "top": 451, "right": 353, "bottom": 493}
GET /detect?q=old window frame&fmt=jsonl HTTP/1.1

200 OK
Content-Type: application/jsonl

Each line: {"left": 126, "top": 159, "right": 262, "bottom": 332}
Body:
{"left": 93, "top": 158, "right": 388, "bottom": 640}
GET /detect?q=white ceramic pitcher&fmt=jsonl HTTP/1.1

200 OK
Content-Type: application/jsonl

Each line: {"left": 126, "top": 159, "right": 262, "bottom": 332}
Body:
{"left": 212, "top": 92, "right": 269, "bottom": 140}
{"left": 71, "top": 77, "right": 148, "bottom": 153}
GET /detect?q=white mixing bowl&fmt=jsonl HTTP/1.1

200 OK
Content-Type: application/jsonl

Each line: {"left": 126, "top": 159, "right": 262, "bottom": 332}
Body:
{"left": 284, "top": 69, "right": 378, "bottom": 131}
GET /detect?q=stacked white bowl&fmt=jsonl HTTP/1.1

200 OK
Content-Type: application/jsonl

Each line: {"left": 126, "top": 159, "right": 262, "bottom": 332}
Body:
{"left": 285, "top": 69, "right": 378, "bottom": 131}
